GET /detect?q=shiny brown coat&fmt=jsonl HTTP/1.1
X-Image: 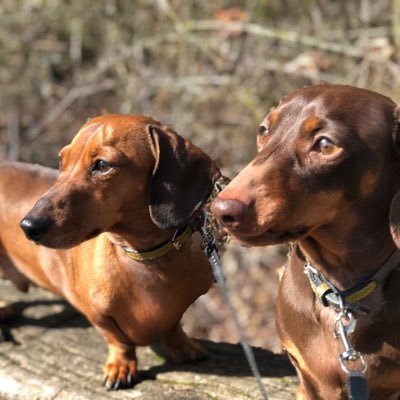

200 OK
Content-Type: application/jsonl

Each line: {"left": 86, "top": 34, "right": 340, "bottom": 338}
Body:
{"left": 211, "top": 85, "right": 400, "bottom": 399}
{"left": 0, "top": 115, "right": 220, "bottom": 390}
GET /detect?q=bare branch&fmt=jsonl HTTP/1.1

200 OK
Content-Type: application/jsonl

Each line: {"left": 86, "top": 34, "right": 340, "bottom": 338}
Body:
{"left": 7, "top": 110, "right": 19, "bottom": 161}
{"left": 186, "top": 20, "right": 363, "bottom": 57}
{"left": 26, "top": 80, "right": 115, "bottom": 139}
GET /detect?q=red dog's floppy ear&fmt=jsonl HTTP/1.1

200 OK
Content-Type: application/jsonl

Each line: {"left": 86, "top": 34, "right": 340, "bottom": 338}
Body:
{"left": 147, "top": 124, "right": 221, "bottom": 231}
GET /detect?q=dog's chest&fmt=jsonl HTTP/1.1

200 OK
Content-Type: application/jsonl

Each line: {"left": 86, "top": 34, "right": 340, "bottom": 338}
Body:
{"left": 87, "top": 254, "right": 213, "bottom": 344}
{"left": 285, "top": 309, "right": 347, "bottom": 394}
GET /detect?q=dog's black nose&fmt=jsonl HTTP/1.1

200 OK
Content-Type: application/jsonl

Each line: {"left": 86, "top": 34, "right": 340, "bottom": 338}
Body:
{"left": 20, "top": 216, "right": 52, "bottom": 242}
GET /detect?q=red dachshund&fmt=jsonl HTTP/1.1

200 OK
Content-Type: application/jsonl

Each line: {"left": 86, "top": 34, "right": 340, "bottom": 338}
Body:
{"left": 0, "top": 115, "right": 220, "bottom": 390}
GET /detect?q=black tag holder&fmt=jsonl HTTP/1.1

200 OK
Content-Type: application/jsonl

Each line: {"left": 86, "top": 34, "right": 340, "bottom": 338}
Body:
{"left": 348, "top": 372, "right": 368, "bottom": 400}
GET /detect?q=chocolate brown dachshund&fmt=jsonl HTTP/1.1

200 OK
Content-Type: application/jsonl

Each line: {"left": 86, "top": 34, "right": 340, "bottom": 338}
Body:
{"left": 0, "top": 115, "right": 220, "bottom": 390}
{"left": 212, "top": 85, "right": 400, "bottom": 399}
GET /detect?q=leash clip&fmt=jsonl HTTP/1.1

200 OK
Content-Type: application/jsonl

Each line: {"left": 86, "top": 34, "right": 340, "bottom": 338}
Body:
{"left": 334, "top": 310, "right": 366, "bottom": 373}
{"left": 333, "top": 302, "right": 368, "bottom": 399}
{"left": 198, "top": 211, "right": 218, "bottom": 256}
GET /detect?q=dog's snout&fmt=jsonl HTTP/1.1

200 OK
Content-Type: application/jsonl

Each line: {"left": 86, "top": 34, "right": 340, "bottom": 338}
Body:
{"left": 20, "top": 216, "right": 53, "bottom": 242}
{"left": 211, "top": 197, "right": 247, "bottom": 229}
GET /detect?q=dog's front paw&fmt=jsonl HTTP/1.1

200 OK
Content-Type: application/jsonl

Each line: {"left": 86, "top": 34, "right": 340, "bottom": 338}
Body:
{"left": 102, "top": 359, "right": 138, "bottom": 391}
{"left": 164, "top": 334, "right": 208, "bottom": 363}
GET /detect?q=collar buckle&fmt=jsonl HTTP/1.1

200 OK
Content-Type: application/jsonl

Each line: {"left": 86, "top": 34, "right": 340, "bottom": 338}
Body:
{"left": 171, "top": 227, "right": 185, "bottom": 250}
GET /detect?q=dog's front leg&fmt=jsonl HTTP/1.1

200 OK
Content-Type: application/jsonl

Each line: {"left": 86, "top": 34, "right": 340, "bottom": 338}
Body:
{"left": 94, "top": 320, "right": 138, "bottom": 390}
{"left": 161, "top": 322, "right": 207, "bottom": 363}
{"left": 103, "top": 340, "right": 137, "bottom": 390}
{"left": 296, "top": 385, "right": 309, "bottom": 400}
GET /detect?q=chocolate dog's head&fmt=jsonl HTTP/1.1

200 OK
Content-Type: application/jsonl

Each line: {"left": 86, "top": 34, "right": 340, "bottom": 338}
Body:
{"left": 212, "top": 85, "right": 400, "bottom": 250}
{"left": 20, "top": 115, "right": 220, "bottom": 249}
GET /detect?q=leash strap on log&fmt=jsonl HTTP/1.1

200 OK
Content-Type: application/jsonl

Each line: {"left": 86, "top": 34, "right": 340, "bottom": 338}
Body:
{"left": 198, "top": 210, "right": 269, "bottom": 400}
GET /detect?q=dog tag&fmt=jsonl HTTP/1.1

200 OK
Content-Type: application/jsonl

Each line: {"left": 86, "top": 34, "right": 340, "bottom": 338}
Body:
{"left": 348, "top": 372, "right": 368, "bottom": 400}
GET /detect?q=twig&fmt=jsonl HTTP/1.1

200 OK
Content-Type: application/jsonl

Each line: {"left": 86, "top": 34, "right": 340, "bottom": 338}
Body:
{"left": 186, "top": 19, "right": 363, "bottom": 58}
{"left": 26, "top": 80, "right": 115, "bottom": 139}
{"left": 70, "top": 18, "right": 83, "bottom": 80}
{"left": 7, "top": 110, "right": 19, "bottom": 161}
{"left": 393, "top": 0, "right": 400, "bottom": 49}
{"left": 156, "top": 74, "right": 232, "bottom": 88}
{"left": 155, "top": 0, "right": 186, "bottom": 35}
{"left": 225, "top": 1, "right": 259, "bottom": 76}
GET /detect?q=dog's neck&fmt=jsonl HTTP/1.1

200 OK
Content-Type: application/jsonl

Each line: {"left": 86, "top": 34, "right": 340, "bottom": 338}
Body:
{"left": 298, "top": 221, "right": 397, "bottom": 290}
{"left": 106, "top": 220, "right": 173, "bottom": 253}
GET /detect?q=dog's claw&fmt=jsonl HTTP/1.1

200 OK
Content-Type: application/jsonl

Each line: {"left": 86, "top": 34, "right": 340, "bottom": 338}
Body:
{"left": 106, "top": 380, "right": 116, "bottom": 391}
{"left": 114, "top": 380, "right": 123, "bottom": 390}
{"left": 127, "top": 374, "right": 134, "bottom": 387}
{"left": 103, "top": 375, "right": 135, "bottom": 391}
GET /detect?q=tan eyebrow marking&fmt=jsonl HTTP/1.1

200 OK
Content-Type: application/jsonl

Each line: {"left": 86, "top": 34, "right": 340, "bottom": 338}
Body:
{"left": 268, "top": 109, "right": 279, "bottom": 125}
{"left": 304, "top": 116, "right": 322, "bottom": 134}
{"left": 71, "top": 122, "right": 103, "bottom": 146}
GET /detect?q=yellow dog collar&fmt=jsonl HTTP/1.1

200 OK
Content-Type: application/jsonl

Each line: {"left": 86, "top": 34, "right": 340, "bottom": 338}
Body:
{"left": 123, "top": 225, "right": 193, "bottom": 261}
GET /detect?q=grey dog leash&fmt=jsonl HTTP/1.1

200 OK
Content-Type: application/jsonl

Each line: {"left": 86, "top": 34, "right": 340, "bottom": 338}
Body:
{"left": 198, "top": 211, "right": 269, "bottom": 400}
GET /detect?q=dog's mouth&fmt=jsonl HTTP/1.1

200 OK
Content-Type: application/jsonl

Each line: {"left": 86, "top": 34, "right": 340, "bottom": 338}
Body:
{"left": 230, "top": 226, "right": 308, "bottom": 246}
{"left": 34, "top": 236, "right": 80, "bottom": 250}
{"left": 33, "top": 227, "right": 103, "bottom": 249}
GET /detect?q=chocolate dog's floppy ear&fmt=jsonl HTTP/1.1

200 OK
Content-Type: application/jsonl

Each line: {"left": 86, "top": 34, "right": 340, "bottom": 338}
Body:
{"left": 147, "top": 124, "right": 221, "bottom": 231}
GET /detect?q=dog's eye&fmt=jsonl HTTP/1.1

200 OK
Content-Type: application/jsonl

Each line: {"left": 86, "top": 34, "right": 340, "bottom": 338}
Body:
{"left": 317, "top": 138, "right": 341, "bottom": 156}
{"left": 91, "top": 160, "right": 113, "bottom": 175}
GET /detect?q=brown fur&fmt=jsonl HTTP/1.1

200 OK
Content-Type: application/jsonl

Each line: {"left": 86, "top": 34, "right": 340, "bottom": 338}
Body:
{"left": 0, "top": 114, "right": 220, "bottom": 390}
{"left": 211, "top": 85, "right": 400, "bottom": 399}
